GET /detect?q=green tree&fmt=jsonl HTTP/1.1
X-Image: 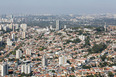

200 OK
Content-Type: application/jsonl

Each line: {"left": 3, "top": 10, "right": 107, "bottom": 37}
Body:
{"left": 67, "top": 60, "right": 71, "bottom": 65}
{"left": 71, "top": 67, "right": 75, "bottom": 72}
{"left": 114, "top": 48, "right": 116, "bottom": 51}
{"left": 82, "top": 65, "right": 91, "bottom": 69}
{"left": 84, "top": 36, "right": 90, "bottom": 47}
{"left": 69, "top": 75, "right": 75, "bottom": 77}
{"left": 108, "top": 72, "right": 114, "bottom": 77}
{"left": 100, "top": 55, "right": 107, "bottom": 61}
{"left": 91, "top": 43, "right": 107, "bottom": 53}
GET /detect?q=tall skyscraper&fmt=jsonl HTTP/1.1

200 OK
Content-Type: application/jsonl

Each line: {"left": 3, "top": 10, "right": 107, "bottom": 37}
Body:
{"left": 0, "top": 36, "right": 3, "bottom": 45}
{"left": 11, "top": 33, "right": 15, "bottom": 41}
{"left": 7, "top": 38, "right": 13, "bottom": 46}
{"left": 16, "top": 49, "right": 22, "bottom": 59}
{"left": 78, "top": 35, "right": 85, "bottom": 41}
{"left": 104, "top": 22, "right": 107, "bottom": 31}
{"left": 50, "top": 25, "right": 53, "bottom": 30}
{"left": 12, "top": 25, "right": 15, "bottom": 32}
{"left": 22, "top": 31, "right": 26, "bottom": 39}
{"left": 59, "top": 55, "right": 67, "bottom": 66}
{"left": 0, "top": 62, "right": 8, "bottom": 76}
{"left": 64, "top": 25, "right": 67, "bottom": 29}
{"left": 42, "top": 55, "right": 48, "bottom": 67}
{"left": 14, "top": 24, "right": 19, "bottom": 30}
{"left": 56, "top": 20, "right": 60, "bottom": 31}
{"left": 20, "top": 24, "right": 27, "bottom": 31}
{"left": 10, "top": 15, "right": 14, "bottom": 23}
{"left": 21, "top": 64, "right": 31, "bottom": 74}
{"left": 26, "top": 48, "right": 31, "bottom": 56}
{"left": 0, "top": 25, "right": 2, "bottom": 30}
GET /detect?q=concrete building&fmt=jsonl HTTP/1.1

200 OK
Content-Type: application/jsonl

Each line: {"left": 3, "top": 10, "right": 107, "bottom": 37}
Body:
{"left": 20, "top": 24, "right": 27, "bottom": 31}
{"left": 56, "top": 20, "right": 60, "bottom": 31}
{"left": 64, "top": 25, "right": 67, "bottom": 29}
{"left": 59, "top": 55, "right": 67, "bottom": 66}
{"left": 42, "top": 55, "right": 48, "bottom": 67}
{"left": 12, "top": 25, "right": 15, "bottom": 32}
{"left": 3, "top": 26, "right": 8, "bottom": 31}
{"left": 50, "top": 25, "right": 53, "bottom": 30}
{"left": 16, "top": 49, "right": 22, "bottom": 59}
{"left": 21, "top": 64, "right": 31, "bottom": 74}
{"left": 26, "top": 48, "right": 31, "bottom": 56}
{"left": 0, "top": 62, "right": 8, "bottom": 76}
{"left": 0, "top": 36, "right": 3, "bottom": 45}
{"left": 8, "top": 24, "right": 13, "bottom": 30}
{"left": 104, "top": 23, "right": 107, "bottom": 31}
{"left": 22, "top": 31, "right": 26, "bottom": 39}
{"left": 0, "top": 25, "right": 3, "bottom": 30}
{"left": 11, "top": 33, "right": 15, "bottom": 41}
{"left": 14, "top": 24, "right": 19, "bottom": 30}
{"left": 78, "top": 35, "right": 85, "bottom": 41}
{"left": 7, "top": 38, "right": 12, "bottom": 46}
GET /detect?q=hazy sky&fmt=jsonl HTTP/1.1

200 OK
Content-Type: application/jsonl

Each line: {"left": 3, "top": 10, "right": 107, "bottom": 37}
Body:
{"left": 0, "top": 0, "right": 116, "bottom": 14}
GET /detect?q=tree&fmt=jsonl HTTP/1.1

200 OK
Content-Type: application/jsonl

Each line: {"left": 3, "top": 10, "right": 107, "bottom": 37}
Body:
{"left": 71, "top": 67, "right": 75, "bottom": 72}
{"left": 72, "top": 38, "right": 81, "bottom": 43}
{"left": 38, "top": 46, "right": 46, "bottom": 51}
{"left": 114, "top": 48, "right": 116, "bottom": 51}
{"left": 52, "top": 70, "right": 55, "bottom": 73}
{"left": 84, "top": 36, "right": 90, "bottom": 47}
{"left": 82, "top": 65, "right": 91, "bottom": 69}
{"left": 108, "top": 72, "right": 114, "bottom": 77}
{"left": 78, "top": 30, "right": 83, "bottom": 35}
{"left": 67, "top": 60, "right": 71, "bottom": 65}
{"left": 100, "top": 55, "right": 107, "bottom": 61}
{"left": 12, "top": 51, "right": 16, "bottom": 55}
{"left": 95, "top": 27, "right": 104, "bottom": 32}
{"left": 38, "top": 54, "right": 40, "bottom": 56}
{"left": 99, "top": 62, "right": 108, "bottom": 67}
{"left": 66, "top": 38, "right": 81, "bottom": 44}
{"left": 91, "top": 43, "right": 107, "bottom": 53}
{"left": 69, "top": 75, "right": 75, "bottom": 77}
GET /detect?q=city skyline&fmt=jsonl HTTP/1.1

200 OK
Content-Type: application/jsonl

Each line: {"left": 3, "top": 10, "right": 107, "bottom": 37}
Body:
{"left": 0, "top": 0, "right": 116, "bottom": 15}
{"left": 0, "top": 11, "right": 115, "bottom": 76}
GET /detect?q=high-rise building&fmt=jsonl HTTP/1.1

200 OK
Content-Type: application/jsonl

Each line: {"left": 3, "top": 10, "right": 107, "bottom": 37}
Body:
{"left": 11, "top": 33, "right": 15, "bottom": 41}
{"left": 14, "top": 24, "right": 19, "bottom": 30}
{"left": 10, "top": 15, "right": 14, "bottom": 23}
{"left": 64, "top": 25, "right": 67, "bottom": 29}
{"left": 0, "top": 25, "right": 3, "bottom": 30}
{"left": 42, "top": 55, "right": 48, "bottom": 67}
{"left": 104, "top": 23, "right": 107, "bottom": 31}
{"left": 3, "top": 26, "right": 8, "bottom": 31}
{"left": 78, "top": 35, "right": 85, "bottom": 41}
{"left": 0, "top": 36, "right": 3, "bottom": 45}
{"left": 20, "top": 24, "right": 27, "bottom": 31}
{"left": 21, "top": 64, "right": 31, "bottom": 74}
{"left": 12, "top": 25, "right": 15, "bottom": 32}
{"left": 50, "top": 25, "right": 53, "bottom": 30}
{"left": 9, "top": 24, "right": 13, "bottom": 30}
{"left": 59, "top": 55, "right": 67, "bottom": 66}
{"left": 22, "top": 31, "right": 26, "bottom": 39}
{"left": 7, "top": 38, "right": 12, "bottom": 46}
{"left": 56, "top": 20, "right": 60, "bottom": 31}
{"left": 26, "top": 48, "right": 31, "bottom": 56}
{"left": 0, "top": 62, "right": 8, "bottom": 76}
{"left": 16, "top": 49, "right": 22, "bottom": 59}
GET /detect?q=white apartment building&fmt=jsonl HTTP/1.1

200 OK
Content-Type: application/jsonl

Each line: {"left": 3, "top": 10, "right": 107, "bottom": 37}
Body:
{"left": 21, "top": 64, "right": 31, "bottom": 74}
{"left": 16, "top": 49, "right": 22, "bottom": 59}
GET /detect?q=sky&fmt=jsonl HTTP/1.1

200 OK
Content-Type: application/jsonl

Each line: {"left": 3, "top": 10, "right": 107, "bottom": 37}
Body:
{"left": 0, "top": 0, "right": 116, "bottom": 15}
